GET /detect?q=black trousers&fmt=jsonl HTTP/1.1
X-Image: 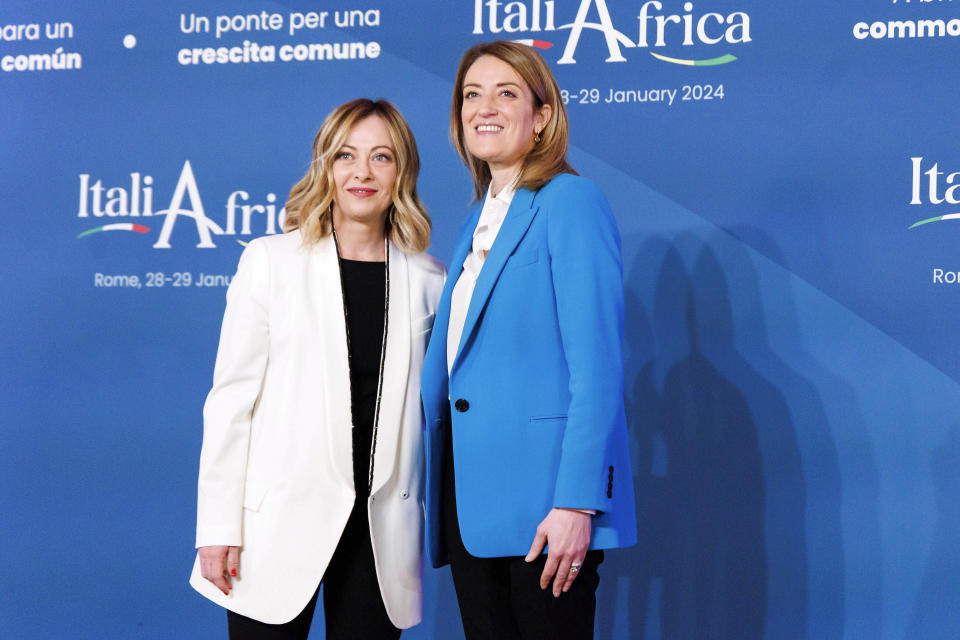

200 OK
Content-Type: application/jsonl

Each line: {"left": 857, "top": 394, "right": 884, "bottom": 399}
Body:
{"left": 442, "top": 432, "right": 603, "bottom": 640}
{"left": 226, "top": 500, "right": 400, "bottom": 640}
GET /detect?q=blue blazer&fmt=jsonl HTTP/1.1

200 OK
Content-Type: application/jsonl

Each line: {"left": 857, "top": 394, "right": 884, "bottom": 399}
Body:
{"left": 421, "top": 173, "right": 638, "bottom": 566}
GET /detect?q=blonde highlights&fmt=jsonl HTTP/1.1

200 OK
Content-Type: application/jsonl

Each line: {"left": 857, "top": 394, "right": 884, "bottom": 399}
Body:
{"left": 451, "top": 41, "right": 576, "bottom": 200}
{"left": 284, "top": 98, "right": 431, "bottom": 253}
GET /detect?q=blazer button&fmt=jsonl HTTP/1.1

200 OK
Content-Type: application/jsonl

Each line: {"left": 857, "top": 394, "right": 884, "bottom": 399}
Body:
{"left": 400, "top": 489, "right": 409, "bottom": 500}
{"left": 454, "top": 398, "right": 470, "bottom": 412}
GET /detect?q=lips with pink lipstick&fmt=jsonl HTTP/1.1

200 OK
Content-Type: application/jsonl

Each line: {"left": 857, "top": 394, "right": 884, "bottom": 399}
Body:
{"left": 347, "top": 187, "right": 378, "bottom": 197}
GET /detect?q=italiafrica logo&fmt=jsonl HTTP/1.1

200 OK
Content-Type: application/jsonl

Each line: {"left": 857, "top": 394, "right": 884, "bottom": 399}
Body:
{"left": 475, "top": 0, "right": 750, "bottom": 66}
{"left": 76, "top": 161, "right": 283, "bottom": 248}
{"left": 907, "top": 157, "right": 960, "bottom": 230}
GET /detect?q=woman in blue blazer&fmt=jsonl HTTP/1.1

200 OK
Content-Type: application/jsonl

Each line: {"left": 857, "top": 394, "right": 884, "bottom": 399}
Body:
{"left": 421, "top": 41, "right": 637, "bottom": 639}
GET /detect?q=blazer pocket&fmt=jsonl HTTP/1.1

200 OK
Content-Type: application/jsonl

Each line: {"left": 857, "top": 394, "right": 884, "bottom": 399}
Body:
{"left": 413, "top": 312, "right": 436, "bottom": 335}
{"left": 242, "top": 482, "right": 268, "bottom": 512}
{"left": 504, "top": 248, "right": 539, "bottom": 271}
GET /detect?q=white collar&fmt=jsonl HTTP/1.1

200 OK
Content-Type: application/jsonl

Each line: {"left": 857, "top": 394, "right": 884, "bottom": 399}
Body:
{"left": 465, "top": 178, "right": 518, "bottom": 273}
{"left": 474, "top": 179, "right": 516, "bottom": 239}
{"left": 488, "top": 179, "right": 517, "bottom": 207}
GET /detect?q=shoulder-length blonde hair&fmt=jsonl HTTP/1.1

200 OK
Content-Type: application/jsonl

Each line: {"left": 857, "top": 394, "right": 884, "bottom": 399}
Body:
{"left": 451, "top": 41, "right": 576, "bottom": 200}
{"left": 284, "top": 98, "right": 431, "bottom": 253}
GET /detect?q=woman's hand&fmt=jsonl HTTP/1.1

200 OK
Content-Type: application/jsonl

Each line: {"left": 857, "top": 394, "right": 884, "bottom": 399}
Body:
{"left": 198, "top": 545, "right": 240, "bottom": 595}
{"left": 524, "top": 508, "right": 592, "bottom": 597}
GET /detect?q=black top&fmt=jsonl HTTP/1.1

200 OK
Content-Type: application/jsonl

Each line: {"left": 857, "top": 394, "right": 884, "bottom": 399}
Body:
{"left": 340, "top": 258, "right": 386, "bottom": 498}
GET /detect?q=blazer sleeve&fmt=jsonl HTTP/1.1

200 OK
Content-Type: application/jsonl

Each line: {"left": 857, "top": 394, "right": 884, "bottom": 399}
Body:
{"left": 544, "top": 178, "right": 625, "bottom": 512}
{"left": 195, "top": 240, "right": 271, "bottom": 547}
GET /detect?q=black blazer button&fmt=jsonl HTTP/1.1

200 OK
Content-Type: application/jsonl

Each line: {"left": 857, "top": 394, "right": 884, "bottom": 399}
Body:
{"left": 454, "top": 398, "right": 470, "bottom": 412}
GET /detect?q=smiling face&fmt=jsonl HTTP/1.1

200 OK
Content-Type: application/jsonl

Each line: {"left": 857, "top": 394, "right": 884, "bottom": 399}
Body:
{"left": 460, "top": 54, "right": 552, "bottom": 181}
{"left": 330, "top": 114, "right": 397, "bottom": 229}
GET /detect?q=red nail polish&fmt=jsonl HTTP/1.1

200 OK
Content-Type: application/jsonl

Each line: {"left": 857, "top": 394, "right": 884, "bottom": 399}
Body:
{"left": 231, "top": 569, "right": 237, "bottom": 576}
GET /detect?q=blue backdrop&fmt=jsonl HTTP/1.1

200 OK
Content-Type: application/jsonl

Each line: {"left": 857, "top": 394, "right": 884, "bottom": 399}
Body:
{"left": 3, "top": 1, "right": 959, "bottom": 638}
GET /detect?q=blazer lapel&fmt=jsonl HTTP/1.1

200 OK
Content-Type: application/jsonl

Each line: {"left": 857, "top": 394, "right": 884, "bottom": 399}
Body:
{"left": 452, "top": 188, "right": 537, "bottom": 374}
{"left": 423, "top": 203, "right": 482, "bottom": 390}
{"left": 311, "top": 234, "right": 356, "bottom": 491}
{"left": 370, "top": 241, "right": 410, "bottom": 496}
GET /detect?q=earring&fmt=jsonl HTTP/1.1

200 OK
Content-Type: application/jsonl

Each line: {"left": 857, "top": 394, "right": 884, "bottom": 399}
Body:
{"left": 534, "top": 130, "right": 542, "bottom": 144}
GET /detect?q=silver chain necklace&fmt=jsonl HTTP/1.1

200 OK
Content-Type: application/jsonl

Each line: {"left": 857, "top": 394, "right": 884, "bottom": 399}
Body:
{"left": 331, "top": 227, "right": 390, "bottom": 497}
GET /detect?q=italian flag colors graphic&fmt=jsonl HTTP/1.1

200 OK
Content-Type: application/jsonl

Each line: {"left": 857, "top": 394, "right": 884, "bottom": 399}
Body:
{"left": 649, "top": 52, "right": 737, "bottom": 66}
{"left": 77, "top": 223, "right": 151, "bottom": 238}
{"left": 909, "top": 213, "right": 960, "bottom": 229}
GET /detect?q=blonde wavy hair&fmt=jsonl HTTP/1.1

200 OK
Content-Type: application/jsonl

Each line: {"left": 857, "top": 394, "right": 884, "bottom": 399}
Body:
{"left": 451, "top": 41, "right": 576, "bottom": 200}
{"left": 284, "top": 98, "right": 431, "bottom": 253}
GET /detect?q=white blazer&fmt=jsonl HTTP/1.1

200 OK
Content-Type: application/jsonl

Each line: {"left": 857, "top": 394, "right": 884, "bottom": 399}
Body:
{"left": 189, "top": 230, "right": 444, "bottom": 627}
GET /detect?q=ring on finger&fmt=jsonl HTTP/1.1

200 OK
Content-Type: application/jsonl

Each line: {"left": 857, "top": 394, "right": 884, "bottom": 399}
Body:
{"left": 570, "top": 561, "right": 582, "bottom": 574}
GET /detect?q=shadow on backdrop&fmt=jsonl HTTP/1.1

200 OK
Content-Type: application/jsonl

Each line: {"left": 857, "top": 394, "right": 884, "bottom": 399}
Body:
{"left": 723, "top": 226, "right": 876, "bottom": 639}
{"left": 658, "top": 240, "right": 768, "bottom": 639}
{"left": 908, "top": 424, "right": 960, "bottom": 639}
{"left": 600, "top": 228, "right": 840, "bottom": 639}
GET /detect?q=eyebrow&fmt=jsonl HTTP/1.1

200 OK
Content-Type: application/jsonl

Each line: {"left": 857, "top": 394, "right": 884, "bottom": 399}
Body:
{"left": 339, "top": 144, "right": 395, "bottom": 152}
{"left": 463, "top": 81, "right": 522, "bottom": 90}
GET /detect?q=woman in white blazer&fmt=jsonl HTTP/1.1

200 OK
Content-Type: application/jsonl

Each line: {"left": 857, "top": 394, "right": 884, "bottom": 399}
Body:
{"left": 189, "top": 99, "right": 444, "bottom": 639}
